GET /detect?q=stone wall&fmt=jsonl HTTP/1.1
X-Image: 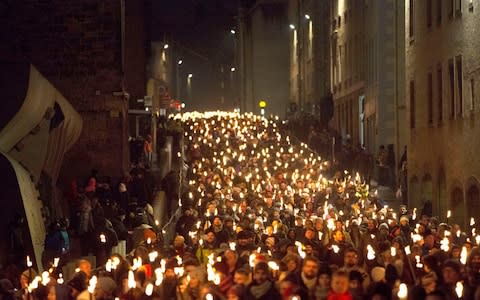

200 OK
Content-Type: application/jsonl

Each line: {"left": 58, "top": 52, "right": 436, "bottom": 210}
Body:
{"left": 239, "top": 0, "right": 290, "bottom": 117}
{"left": 125, "top": 0, "right": 148, "bottom": 104}
{"left": 330, "top": 0, "right": 366, "bottom": 145}
{"left": 406, "top": 0, "right": 480, "bottom": 226}
{"left": 1, "top": 0, "right": 133, "bottom": 182}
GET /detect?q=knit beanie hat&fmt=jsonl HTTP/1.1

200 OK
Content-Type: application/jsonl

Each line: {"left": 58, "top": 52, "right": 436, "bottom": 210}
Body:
{"left": 400, "top": 215, "right": 409, "bottom": 224}
{"left": 67, "top": 271, "right": 87, "bottom": 292}
{"left": 254, "top": 261, "right": 270, "bottom": 274}
{"left": 442, "top": 259, "right": 462, "bottom": 274}
{"left": 213, "top": 261, "right": 229, "bottom": 276}
{"left": 371, "top": 267, "right": 386, "bottom": 283}
{"left": 96, "top": 277, "right": 117, "bottom": 295}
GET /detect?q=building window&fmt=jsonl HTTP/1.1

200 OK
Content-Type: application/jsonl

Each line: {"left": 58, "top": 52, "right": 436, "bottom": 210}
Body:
{"left": 427, "top": 0, "right": 433, "bottom": 28}
{"left": 448, "top": 0, "right": 454, "bottom": 18}
{"left": 292, "top": 29, "right": 298, "bottom": 63}
{"left": 437, "top": 0, "right": 442, "bottom": 25}
{"left": 437, "top": 65, "right": 443, "bottom": 122}
{"left": 336, "top": 105, "right": 342, "bottom": 131}
{"left": 410, "top": 80, "right": 416, "bottom": 128}
{"left": 339, "top": 45, "right": 343, "bottom": 84}
{"left": 455, "top": 0, "right": 462, "bottom": 15}
{"left": 409, "top": 0, "right": 415, "bottom": 39}
{"left": 471, "top": 79, "right": 475, "bottom": 111}
{"left": 428, "top": 72, "right": 433, "bottom": 124}
{"left": 308, "top": 20, "right": 313, "bottom": 60}
{"left": 350, "top": 102, "right": 353, "bottom": 135}
{"left": 345, "top": 42, "right": 348, "bottom": 84}
{"left": 456, "top": 55, "right": 463, "bottom": 116}
{"left": 448, "top": 59, "right": 455, "bottom": 118}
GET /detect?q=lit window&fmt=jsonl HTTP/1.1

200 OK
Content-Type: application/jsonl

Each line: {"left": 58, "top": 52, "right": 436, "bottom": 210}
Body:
{"left": 409, "top": 0, "right": 415, "bottom": 40}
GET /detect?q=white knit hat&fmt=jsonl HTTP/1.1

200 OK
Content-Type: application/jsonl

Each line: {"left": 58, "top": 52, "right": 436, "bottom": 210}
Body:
{"left": 371, "top": 266, "right": 386, "bottom": 283}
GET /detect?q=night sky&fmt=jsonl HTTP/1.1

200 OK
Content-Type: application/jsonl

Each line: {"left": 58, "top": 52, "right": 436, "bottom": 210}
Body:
{"left": 152, "top": 0, "right": 240, "bottom": 111}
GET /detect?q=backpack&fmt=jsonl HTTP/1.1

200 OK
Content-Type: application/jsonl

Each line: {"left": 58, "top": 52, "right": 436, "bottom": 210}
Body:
{"left": 59, "top": 230, "right": 70, "bottom": 253}
{"left": 44, "top": 231, "right": 62, "bottom": 252}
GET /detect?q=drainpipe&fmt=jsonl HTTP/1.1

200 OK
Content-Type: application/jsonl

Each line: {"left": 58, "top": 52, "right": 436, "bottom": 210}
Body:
{"left": 120, "top": 0, "right": 126, "bottom": 92}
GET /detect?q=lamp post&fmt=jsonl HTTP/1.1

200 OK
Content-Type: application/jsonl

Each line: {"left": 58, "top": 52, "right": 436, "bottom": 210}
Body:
{"left": 187, "top": 73, "right": 193, "bottom": 103}
{"left": 231, "top": 29, "right": 238, "bottom": 110}
{"left": 176, "top": 59, "right": 183, "bottom": 100}
{"left": 230, "top": 67, "right": 237, "bottom": 106}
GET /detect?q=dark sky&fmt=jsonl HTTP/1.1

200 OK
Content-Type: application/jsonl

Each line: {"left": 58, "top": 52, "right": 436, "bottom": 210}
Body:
{"left": 151, "top": 1, "right": 240, "bottom": 111}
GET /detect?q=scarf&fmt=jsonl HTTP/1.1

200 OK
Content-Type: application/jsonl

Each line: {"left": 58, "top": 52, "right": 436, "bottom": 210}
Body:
{"left": 327, "top": 290, "right": 353, "bottom": 300}
{"left": 213, "top": 224, "right": 223, "bottom": 233}
{"left": 250, "top": 281, "right": 272, "bottom": 299}
{"left": 219, "top": 276, "right": 233, "bottom": 294}
{"left": 301, "top": 272, "right": 317, "bottom": 290}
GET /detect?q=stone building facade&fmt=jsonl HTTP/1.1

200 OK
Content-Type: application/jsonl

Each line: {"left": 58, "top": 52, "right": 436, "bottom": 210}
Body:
{"left": 287, "top": 0, "right": 332, "bottom": 124}
{"left": 237, "top": 0, "right": 290, "bottom": 117}
{"left": 406, "top": 0, "right": 480, "bottom": 226}
{"left": 331, "top": 0, "right": 366, "bottom": 145}
{"left": 330, "top": 0, "right": 405, "bottom": 161}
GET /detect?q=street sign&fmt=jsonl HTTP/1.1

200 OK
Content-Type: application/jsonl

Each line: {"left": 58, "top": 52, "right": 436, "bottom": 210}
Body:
{"left": 144, "top": 96, "right": 152, "bottom": 107}
{"left": 160, "top": 93, "right": 171, "bottom": 109}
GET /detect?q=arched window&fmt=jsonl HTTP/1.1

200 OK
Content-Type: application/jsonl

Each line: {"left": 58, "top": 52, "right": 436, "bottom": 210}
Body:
{"left": 409, "top": 176, "right": 419, "bottom": 209}
{"left": 450, "top": 186, "right": 464, "bottom": 227}
{"left": 467, "top": 184, "right": 480, "bottom": 224}
{"left": 437, "top": 169, "right": 447, "bottom": 218}
{"left": 422, "top": 174, "right": 433, "bottom": 203}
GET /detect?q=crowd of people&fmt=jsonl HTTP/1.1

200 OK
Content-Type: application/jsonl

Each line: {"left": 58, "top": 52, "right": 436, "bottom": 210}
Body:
{"left": 1, "top": 111, "right": 480, "bottom": 300}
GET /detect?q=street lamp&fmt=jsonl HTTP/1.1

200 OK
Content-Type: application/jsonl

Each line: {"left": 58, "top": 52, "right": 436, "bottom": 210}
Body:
{"left": 305, "top": 14, "right": 311, "bottom": 20}
{"left": 230, "top": 29, "right": 236, "bottom": 35}
{"left": 289, "top": 24, "right": 296, "bottom": 30}
{"left": 176, "top": 59, "right": 183, "bottom": 100}
{"left": 229, "top": 67, "right": 236, "bottom": 98}
{"left": 163, "top": 44, "right": 169, "bottom": 49}
{"left": 187, "top": 74, "right": 193, "bottom": 103}
{"left": 259, "top": 100, "right": 267, "bottom": 116}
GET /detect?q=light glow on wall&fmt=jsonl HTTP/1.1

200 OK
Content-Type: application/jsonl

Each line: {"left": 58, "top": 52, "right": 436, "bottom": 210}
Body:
{"left": 308, "top": 20, "right": 313, "bottom": 59}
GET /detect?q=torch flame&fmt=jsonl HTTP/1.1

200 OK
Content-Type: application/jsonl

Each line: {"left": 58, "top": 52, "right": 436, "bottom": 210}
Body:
{"left": 455, "top": 281, "right": 463, "bottom": 298}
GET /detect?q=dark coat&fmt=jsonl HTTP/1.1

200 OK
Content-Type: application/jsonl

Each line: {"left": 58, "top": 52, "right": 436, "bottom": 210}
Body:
{"left": 246, "top": 281, "right": 281, "bottom": 300}
{"left": 110, "top": 217, "right": 129, "bottom": 241}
